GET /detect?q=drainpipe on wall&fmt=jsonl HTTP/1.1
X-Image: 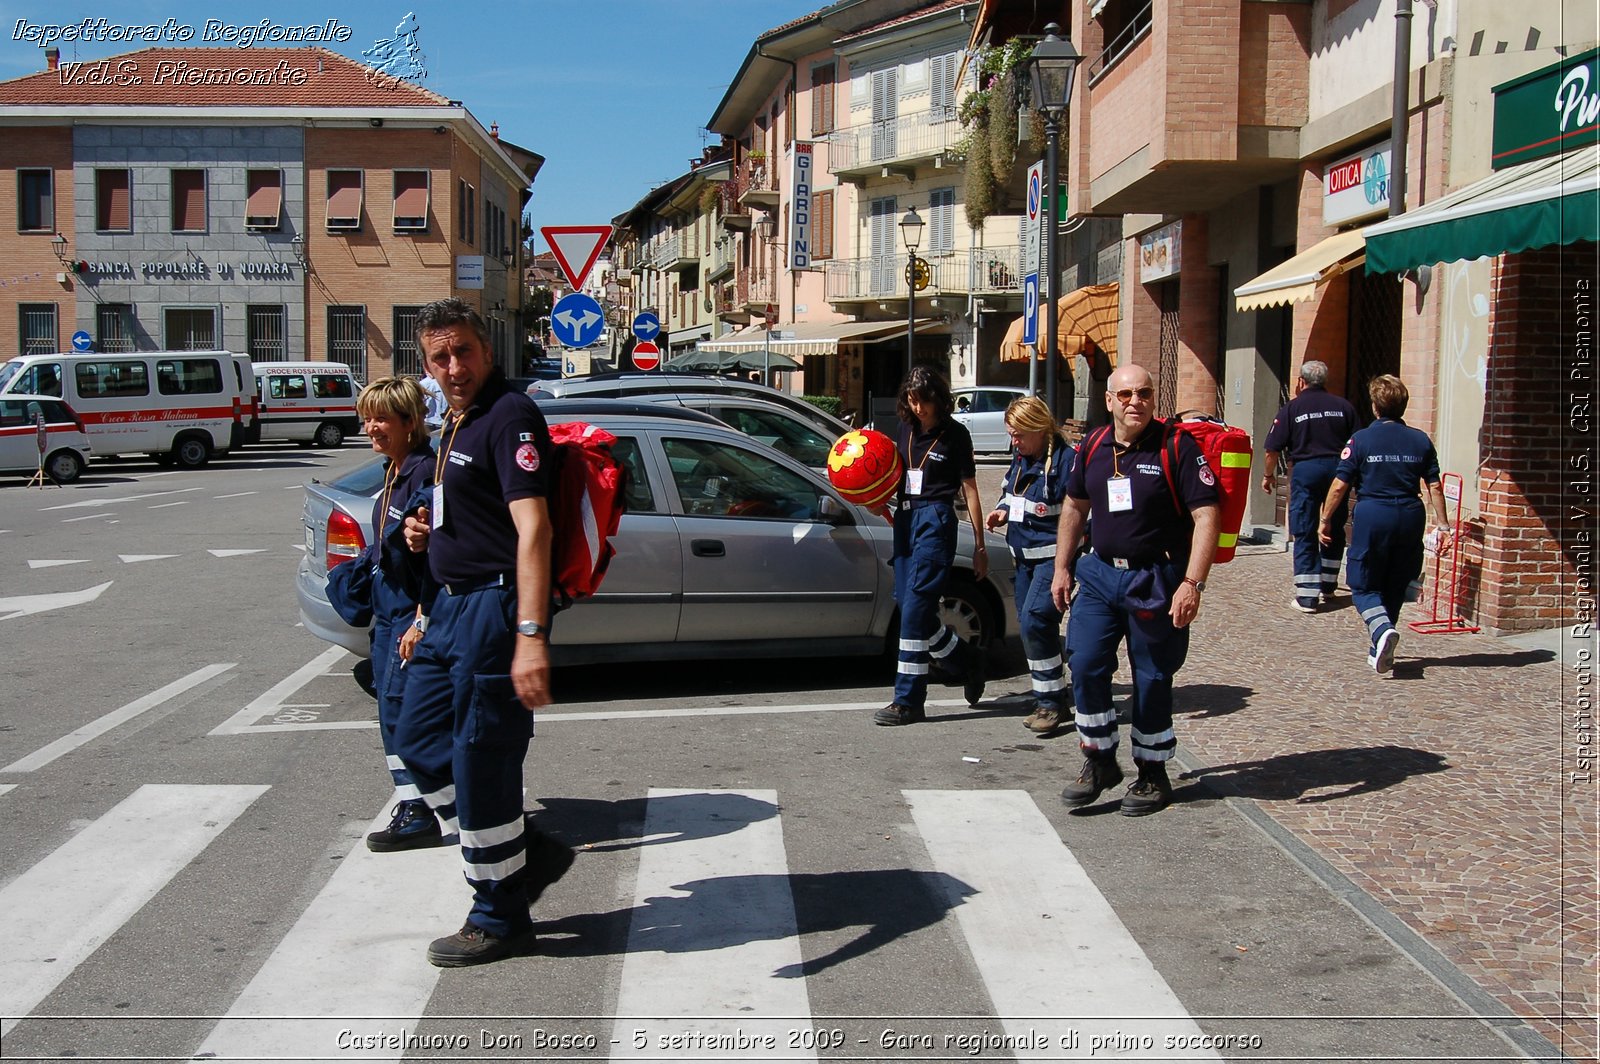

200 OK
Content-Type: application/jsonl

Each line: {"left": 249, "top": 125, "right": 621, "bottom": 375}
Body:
{"left": 1390, "top": 0, "right": 1412, "bottom": 218}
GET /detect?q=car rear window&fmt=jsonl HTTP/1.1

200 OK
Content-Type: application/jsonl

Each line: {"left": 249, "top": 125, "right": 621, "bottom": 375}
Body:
{"left": 329, "top": 460, "right": 387, "bottom": 496}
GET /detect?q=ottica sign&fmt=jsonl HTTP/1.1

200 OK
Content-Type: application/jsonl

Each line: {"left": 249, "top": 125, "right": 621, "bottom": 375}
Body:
{"left": 1323, "top": 140, "right": 1391, "bottom": 227}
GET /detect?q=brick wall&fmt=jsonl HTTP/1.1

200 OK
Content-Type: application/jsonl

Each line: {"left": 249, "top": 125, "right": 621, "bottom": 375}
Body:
{"left": 1176, "top": 213, "right": 1220, "bottom": 413}
{"left": 1238, "top": 1, "right": 1310, "bottom": 129}
{"left": 1461, "top": 242, "right": 1597, "bottom": 633}
{"left": 0, "top": 127, "right": 74, "bottom": 356}
{"left": 1163, "top": 0, "right": 1241, "bottom": 164}
{"left": 305, "top": 129, "right": 458, "bottom": 377}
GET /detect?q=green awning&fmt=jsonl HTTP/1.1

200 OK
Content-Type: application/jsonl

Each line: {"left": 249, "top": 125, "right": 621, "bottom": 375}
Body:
{"left": 1363, "top": 144, "right": 1599, "bottom": 273}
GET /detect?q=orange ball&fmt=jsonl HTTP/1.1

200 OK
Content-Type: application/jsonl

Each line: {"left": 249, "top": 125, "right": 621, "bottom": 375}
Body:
{"left": 827, "top": 429, "right": 902, "bottom": 509}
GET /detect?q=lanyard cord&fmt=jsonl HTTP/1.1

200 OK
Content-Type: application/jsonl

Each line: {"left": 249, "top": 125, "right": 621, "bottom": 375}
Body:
{"left": 432, "top": 410, "right": 466, "bottom": 485}
{"left": 1007, "top": 435, "right": 1055, "bottom": 497}
{"left": 907, "top": 430, "right": 943, "bottom": 473}
{"left": 378, "top": 461, "right": 401, "bottom": 531}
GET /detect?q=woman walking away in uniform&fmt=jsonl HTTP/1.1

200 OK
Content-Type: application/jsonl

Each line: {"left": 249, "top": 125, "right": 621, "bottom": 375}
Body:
{"left": 1319, "top": 374, "right": 1452, "bottom": 676}
{"left": 876, "top": 366, "right": 989, "bottom": 726}
{"left": 356, "top": 377, "right": 443, "bottom": 849}
{"left": 986, "top": 396, "right": 1074, "bottom": 735}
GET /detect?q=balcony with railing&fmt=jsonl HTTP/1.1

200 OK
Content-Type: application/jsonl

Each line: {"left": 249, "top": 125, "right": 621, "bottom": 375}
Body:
{"left": 707, "top": 236, "right": 735, "bottom": 283}
{"left": 828, "top": 109, "right": 962, "bottom": 181}
{"left": 738, "top": 269, "right": 777, "bottom": 313}
{"left": 824, "top": 247, "right": 1023, "bottom": 302}
{"left": 738, "top": 157, "right": 779, "bottom": 208}
{"left": 719, "top": 176, "right": 751, "bottom": 229}
{"left": 663, "top": 226, "right": 699, "bottom": 273}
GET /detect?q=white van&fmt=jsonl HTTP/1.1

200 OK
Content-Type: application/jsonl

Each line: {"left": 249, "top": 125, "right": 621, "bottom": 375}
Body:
{"left": 0, "top": 351, "right": 254, "bottom": 468}
{"left": 251, "top": 362, "right": 361, "bottom": 447}
{"left": 0, "top": 393, "right": 93, "bottom": 482}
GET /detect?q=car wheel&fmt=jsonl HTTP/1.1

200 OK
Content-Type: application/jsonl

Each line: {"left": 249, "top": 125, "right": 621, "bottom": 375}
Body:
{"left": 45, "top": 449, "right": 84, "bottom": 483}
{"left": 940, "top": 575, "right": 997, "bottom": 648}
{"left": 172, "top": 435, "right": 211, "bottom": 469}
{"left": 314, "top": 422, "right": 345, "bottom": 448}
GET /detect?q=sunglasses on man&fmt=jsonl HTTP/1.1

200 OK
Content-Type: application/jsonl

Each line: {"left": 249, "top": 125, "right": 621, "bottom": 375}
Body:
{"left": 1110, "top": 386, "right": 1155, "bottom": 402}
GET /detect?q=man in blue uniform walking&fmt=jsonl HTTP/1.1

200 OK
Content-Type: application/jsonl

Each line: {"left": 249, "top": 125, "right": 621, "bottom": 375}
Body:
{"left": 1319, "top": 374, "right": 1453, "bottom": 675}
{"left": 397, "top": 298, "right": 571, "bottom": 967}
{"left": 1262, "top": 360, "right": 1357, "bottom": 612}
{"left": 1050, "top": 365, "right": 1220, "bottom": 816}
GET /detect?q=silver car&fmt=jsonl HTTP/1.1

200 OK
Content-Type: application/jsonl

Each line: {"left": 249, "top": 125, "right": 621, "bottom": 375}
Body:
{"left": 529, "top": 372, "right": 853, "bottom": 440}
{"left": 953, "top": 386, "right": 1030, "bottom": 454}
{"left": 297, "top": 399, "right": 1012, "bottom": 667}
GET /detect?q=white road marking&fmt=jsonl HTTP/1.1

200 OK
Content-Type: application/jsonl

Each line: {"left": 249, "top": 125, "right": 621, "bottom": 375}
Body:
{"left": 0, "top": 783, "right": 15, "bottom": 799}
{"left": 214, "top": 491, "right": 257, "bottom": 499}
{"left": 210, "top": 646, "right": 348, "bottom": 735}
{"left": 26, "top": 558, "right": 89, "bottom": 568}
{"left": 906, "top": 790, "right": 1223, "bottom": 1059}
{"left": 208, "top": 548, "right": 266, "bottom": 557}
{"left": 62, "top": 512, "right": 116, "bottom": 523}
{"left": 0, "top": 783, "right": 268, "bottom": 1036}
{"left": 148, "top": 501, "right": 189, "bottom": 509}
{"left": 41, "top": 487, "right": 199, "bottom": 510}
{"left": 119, "top": 554, "right": 177, "bottom": 563}
{"left": 2, "top": 664, "right": 235, "bottom": 773}
{"left": 611, "top": 788, "right": 815, "bottom": 1060}
{"left": 0, "top": 581, "right": 113, "bottom": 622}
{"left": 193, "top": 804, "right": 461, "bottom": 1062}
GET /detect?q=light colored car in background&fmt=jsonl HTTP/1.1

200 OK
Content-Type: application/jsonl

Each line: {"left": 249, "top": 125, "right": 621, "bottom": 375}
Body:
{"left": 297, "top": 399, "right": 1012, "bottom": 667}
{"left": 0, "top": 394, "right": 92, "bottom": 483}
{"left": 953, "top": 386, "right": 1030, "bottom": 453}
{"left": 529, "top": 372, "right": 853, "bottom": 442}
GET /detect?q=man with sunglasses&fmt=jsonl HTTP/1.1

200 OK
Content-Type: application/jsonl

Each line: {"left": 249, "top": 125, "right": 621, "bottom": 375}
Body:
{"left": 1049, "top": 365, "right": 1220, "bottom": 816}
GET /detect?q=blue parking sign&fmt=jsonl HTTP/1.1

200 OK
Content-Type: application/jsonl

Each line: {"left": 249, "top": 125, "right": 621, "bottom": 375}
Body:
{"left": 1022, "top": 274, "right": 1039, "bottom": 347}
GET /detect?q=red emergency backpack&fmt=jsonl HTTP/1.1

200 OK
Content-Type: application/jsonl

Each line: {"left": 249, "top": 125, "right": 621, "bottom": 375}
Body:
{"left": 1079, "top": 412, "right": 1253, "bottom": 562}
{"left": 547, "top": 421, "right": 627, "bottom": 610}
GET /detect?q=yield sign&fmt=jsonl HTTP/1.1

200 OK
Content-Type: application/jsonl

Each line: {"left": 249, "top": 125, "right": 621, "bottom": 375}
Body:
{"left": 541, "top": 225, "right": 613, "bottom": 290}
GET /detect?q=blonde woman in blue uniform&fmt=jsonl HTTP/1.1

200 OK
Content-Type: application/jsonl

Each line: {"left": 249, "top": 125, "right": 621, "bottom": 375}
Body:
{"left": 986, "top": 396, "right": 1074, "bottom": 736}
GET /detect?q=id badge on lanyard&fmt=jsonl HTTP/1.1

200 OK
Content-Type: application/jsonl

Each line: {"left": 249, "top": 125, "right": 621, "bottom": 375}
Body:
{"left": 1107, "top": 475, "right": 1133, "bottom": 513}
{"left": 905, "top": 469, "right": 924, "bottom": 495}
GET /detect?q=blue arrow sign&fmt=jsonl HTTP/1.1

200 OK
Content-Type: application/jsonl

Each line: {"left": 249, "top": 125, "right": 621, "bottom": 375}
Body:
{"left": 550, "top": 292, "right": 606, "bottom": 349}
{"left": 71, "top": 330, "right": 93, "bottom": 353}
{"left": 632, "top": 311, "right": 661, "bottom": 341}
{"left": 1022, "top": 274, "right": 1039, "bottom": 347}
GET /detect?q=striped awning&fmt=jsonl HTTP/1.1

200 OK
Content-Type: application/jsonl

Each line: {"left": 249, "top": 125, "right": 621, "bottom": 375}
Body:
{"left": 998, "top": 283, "right": 1120, "bottom": 365}
{"left": 1233, "top": 229, "right": 1367, "bottom": 312}
{"left": 699, "top": 319, "right": 941, "bottom": 358}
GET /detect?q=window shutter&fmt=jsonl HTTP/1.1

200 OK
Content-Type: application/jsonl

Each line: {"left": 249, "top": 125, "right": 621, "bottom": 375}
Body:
{"left": 172, "top": 171, "right": 206, "bottom": 232}
{"left": 930, "top": 188, "right": 954, "bottom": 253}
{"left": 97, "top": 170, "right": 130, "bottom": 231}
{"left": 327, "top": 171, "right": 363, "bottom": 229}
{"left": 393, "top": 171, "right": 429, "bottom": 229}
{"left": 246, "top": 170, "right": 282, "bottom": 229}
{"left": 815, "top": 190, "right": 834, "bottom": 260}
{"left": 812, "top": 64, "right": 835, "bottom": 135}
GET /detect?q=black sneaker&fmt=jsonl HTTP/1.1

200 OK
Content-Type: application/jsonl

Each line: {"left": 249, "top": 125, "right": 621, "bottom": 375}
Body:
{"left": 1119, "top": 760, "right": 1173, "bottom": 817}
{"left": 961, "top": 638, "right": 986, "bottom": 705}
{"left": 426, "top": 922, "right": 535, "bottom": 967}
{"left": 523, "top": 828, "right": 576, "bottom": 904}
{"left": 366, "top": 800, "right": 444, "bottom": 852}
{"left": 873, "top": 702, "right": 925, "bottom": 726}
{"left": 1061, "top": 752, "right": 1124, "bottom": 807}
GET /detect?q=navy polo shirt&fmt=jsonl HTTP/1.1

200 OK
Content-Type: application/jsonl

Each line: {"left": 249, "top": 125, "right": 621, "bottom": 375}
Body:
{"left": 372, "top": 444, "right": 434, "bottom": 571}
{"left": 897, "top": 417, "right": 975, "bottom": 505}
{"left": 1263, "top": 385, "right": 1358, "bottom": 462}
{"left": 428, "top": 371, "right": 552, "bottom": 586}
{"left": 1067, "top": 419, "right": 1219, "bottom": 562}
{"left": 1333, "top": 418, "right": 1440, "bottom": 500}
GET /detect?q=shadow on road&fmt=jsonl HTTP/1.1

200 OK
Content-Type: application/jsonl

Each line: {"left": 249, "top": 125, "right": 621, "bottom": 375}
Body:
{"left": 1178, "top": 744, "right": 1449, "bottom": 804}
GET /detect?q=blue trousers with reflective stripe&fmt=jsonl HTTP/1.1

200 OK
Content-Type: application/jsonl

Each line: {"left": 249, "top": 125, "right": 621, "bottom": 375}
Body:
{"left": 372, "top": 616, "right": 419, "bottom": 798}
{"left": 1289, "top": 457, "right": 1346, "bottom": 603}
{"left": 1065, "top": 552, "right": 1189, "bottom": 762}
{"left": 1013, "top": 557, "right": 1067, "bottom": 710}
{"left": 1348, "top": 497, "right": 1424, "bottom": 652}
{"left": 892, "top": 502, "right": 959, "bottom": 710}
{"left": 395, "top": 583, "right": 533, "bottom": 938}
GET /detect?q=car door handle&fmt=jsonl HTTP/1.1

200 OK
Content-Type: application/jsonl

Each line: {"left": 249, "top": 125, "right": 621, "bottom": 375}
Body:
{"left": 691, "top": 539, "right": 725, "bottom": 557}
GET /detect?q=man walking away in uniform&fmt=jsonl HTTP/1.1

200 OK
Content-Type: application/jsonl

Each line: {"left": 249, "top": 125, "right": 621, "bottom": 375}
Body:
{"left": 1050, "top": 365, "right": 1220, "bottom": 816}
{"left": 1261, "top": 360, "right": 1357, "bottom": 612}
{"left": 397, "top": 298, "right": 573, "bottom": 967}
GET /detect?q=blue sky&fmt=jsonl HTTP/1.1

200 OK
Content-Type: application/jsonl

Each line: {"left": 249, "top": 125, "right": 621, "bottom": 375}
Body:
{"left": 0, "top": 1, "right": 806, "bottom": 250}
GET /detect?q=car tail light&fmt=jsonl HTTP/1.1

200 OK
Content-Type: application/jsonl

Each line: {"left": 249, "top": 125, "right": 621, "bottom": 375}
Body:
{"left": 62, "top": 401, "right": 87, "bottom": 433}
{"left": 325, "top": 510, "right": 365, "bottom": 570}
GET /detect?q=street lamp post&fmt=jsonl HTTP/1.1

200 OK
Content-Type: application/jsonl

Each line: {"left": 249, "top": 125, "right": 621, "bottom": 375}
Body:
{"left": 900, "top": 206, "right": 924, "bottom": 377}
{"left": 1029, "top": 22, "right": 1082, "bottom": 424}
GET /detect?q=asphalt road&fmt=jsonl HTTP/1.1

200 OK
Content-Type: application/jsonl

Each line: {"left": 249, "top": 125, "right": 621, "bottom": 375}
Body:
{"left": 0, "top": 441, "right": 1533, "bottom": 1062}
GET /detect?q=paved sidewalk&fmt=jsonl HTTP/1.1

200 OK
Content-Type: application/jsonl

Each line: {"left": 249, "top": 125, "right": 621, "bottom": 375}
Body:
{"left": 971, "top": 460, "right": 1596, "bottom": 1060}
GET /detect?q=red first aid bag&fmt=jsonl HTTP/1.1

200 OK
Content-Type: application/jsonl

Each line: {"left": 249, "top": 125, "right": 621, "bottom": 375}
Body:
{"left": 547, "top": 421, "right": 626, "bottom": 610}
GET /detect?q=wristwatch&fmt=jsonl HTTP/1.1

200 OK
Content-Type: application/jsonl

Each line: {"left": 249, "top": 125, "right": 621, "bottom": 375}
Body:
{"left": 516, "top": 620, "right": 549, "bottom": 638}
{"left": 1182, "top": 577, "right": 1206, "bottom": 592}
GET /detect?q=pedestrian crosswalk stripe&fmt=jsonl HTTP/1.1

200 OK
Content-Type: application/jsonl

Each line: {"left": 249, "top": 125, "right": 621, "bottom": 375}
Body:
{"left": 0, "top": 784, "right": 267, "bottom": 1035}
{"left": 2, "top": 663, "right": 235, "bottom": 773}
{"left": 0, "top": 783, "right": 16, "bottom": 799}
{"left": 906, "top": 790, "right": 1222, "bottom": 1059}
{"left": 210, "top": 646, "right": 346, "bottom": 735}
{"left": 193, "top": 807, "right": 461, "bottom": 1061}
{"left": 609, "top": 788, "right": 816, "bottom": 1060}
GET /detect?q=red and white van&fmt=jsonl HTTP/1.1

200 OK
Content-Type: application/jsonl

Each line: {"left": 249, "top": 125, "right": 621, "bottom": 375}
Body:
{"left": 251, "top": 362, "right": 360, "bottom": 447}
{"left": 0, "top": 351, "right": 254, "bottom": 468}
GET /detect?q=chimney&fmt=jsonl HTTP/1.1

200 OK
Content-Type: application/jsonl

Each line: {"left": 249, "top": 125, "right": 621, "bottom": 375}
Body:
{"left": 45, "top": 48, "right": 59, "bottom": 71}
{"left": 490, "top": 121, "right": 499, "bottom": 140}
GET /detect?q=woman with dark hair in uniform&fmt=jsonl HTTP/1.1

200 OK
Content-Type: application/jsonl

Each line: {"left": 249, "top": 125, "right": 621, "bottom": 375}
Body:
{"left": 1319, "top": 374, "right": 1453, "bottom": 676}
{"left": 876, "top": 366, "right": 989, "bottom": 726}
{"left": 986, "top": 396, "right": 1074, "bottom": 735}
{"left": 354, "top": 376, "right": 443, "bottom": 850}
